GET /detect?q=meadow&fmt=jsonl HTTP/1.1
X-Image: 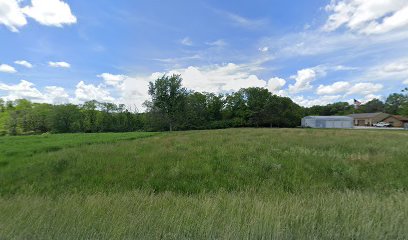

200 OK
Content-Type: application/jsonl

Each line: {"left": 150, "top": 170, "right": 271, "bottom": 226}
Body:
{"left": 1, "top": 128, "right": 408, "bottom": 239}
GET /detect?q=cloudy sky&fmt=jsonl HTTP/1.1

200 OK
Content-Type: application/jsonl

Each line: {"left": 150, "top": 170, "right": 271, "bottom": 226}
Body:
{"left": 1, "top": 0, "right": 408, "bottom": 108}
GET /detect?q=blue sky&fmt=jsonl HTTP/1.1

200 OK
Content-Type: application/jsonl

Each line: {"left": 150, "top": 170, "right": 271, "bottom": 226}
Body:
{"left": 1, "top": 0, "right": 408, "bottom": 108}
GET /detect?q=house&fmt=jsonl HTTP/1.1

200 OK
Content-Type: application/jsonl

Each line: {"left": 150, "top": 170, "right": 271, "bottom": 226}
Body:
{"left": 381, "top": 115, "right": 408, "bottom": 127}
{"left": 348, "top": 112, "right": 390, "bottom": 126}
{"left": 301, "top": 116, "right": 354, "bottom": 129}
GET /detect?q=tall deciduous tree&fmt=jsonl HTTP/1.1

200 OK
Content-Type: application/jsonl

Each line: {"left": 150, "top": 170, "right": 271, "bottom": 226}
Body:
{"left": 148, "top": 74, "right": 187, "bottom": 131}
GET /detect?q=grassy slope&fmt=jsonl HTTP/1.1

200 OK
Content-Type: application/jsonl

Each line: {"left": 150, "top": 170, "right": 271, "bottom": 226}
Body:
{"left": 1, "top": 129, "right": 408, "bottom": 239}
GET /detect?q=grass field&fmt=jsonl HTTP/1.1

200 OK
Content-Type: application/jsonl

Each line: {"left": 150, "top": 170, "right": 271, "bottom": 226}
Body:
{"left": 1, "top": 129, "right": 408, "bottom": 239}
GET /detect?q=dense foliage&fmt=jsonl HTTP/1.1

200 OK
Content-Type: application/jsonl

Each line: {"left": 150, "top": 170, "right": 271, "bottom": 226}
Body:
{"left": 1, "top": 75, "right": 407, "bottom": 135}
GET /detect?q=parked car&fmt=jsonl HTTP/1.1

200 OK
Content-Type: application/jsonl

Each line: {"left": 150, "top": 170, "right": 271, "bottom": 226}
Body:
{"left": 373, "top": 122, "right": 391, "bottom": 127}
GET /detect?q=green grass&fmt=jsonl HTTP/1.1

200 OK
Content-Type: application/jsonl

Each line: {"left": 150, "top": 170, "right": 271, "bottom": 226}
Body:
{"left": 0, "top": 131, "right": 157, "bottom": 160}
{"left": 1, "top": 129, "right": 408, "bottom": 239}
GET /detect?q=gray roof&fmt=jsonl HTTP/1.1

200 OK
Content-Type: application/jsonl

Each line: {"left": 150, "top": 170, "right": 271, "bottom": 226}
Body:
{"left": 303, "top": 116, "right": 353, "bottom": 120}
{"left": 348, "top": 112, "right": 388, "bottom": 118}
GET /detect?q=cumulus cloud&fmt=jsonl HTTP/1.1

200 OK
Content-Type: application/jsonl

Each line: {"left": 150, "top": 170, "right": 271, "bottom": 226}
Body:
{"left": 97, "top": 73, "right": 127, "bottom": 87}
{"left": 14, "top": 60, "right": 33, "bottom": 68}
{"left": 48, "top": 61, "right": 70, "bottom": 68}
{"left": 288, "top": 68, "right": 316, "bottom": 93}
{"left": 0, "top": 64, "right": 17, "bottom": 73}
{"left": 404, "top": 79, "right": 408, "bottom": 85}
{"left": 292, "top": 95, "right": 342, "bottom": 107}
{"left": 0, "top": 0, "right": 27, "bottom": 32}
{"left": 0, "top": 80, "right": 69, "bottom": 103}
{"left": 316, "top": 81, "right": 383, "bottom": 99}
{"left": 44, "top": 86, "right": 69, "bottom": 104}
{"left": 383, "top": 61, "right": 408, "bottom": 73}
{"left": 74, "top": 81, "right": 114, "bottom": 103}
{"left": 0, "top": 0, "right": 76, "bottom": 32}
{"left": 316, "top": 81, "right": 351, "bottom": 95}
{"left": 22, "top": 0, "right": 76, "bottom": 27}
{"left": 361, "top": 94, "right": 382, "bottom": 103}
{"left": 117, "top": 75, "right": 155, "bottom": 110}
{"left": 347, "top": 82, "right": 383, "bottom": 95}
{"left": 109, "top": 63, "right": 287, "bottom": 109}
{"left": 267, "top": 77, "right": 286, "bottom": 92}
{"left": 167, "top": 63, "right": 268, "bottom": 93}
{"left": 324, "top": 0, "right": 408, "bottom": 34}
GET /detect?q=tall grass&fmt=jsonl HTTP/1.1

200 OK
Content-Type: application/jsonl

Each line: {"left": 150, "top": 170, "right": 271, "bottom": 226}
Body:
{"left": 1, "top": 129, "right": 407, "bottom": 195}
{"left": 1, "top": 191, "right": 407, "bottom": 239}
{"left": 1, "top": 128, "right": 408, "bottom": 239}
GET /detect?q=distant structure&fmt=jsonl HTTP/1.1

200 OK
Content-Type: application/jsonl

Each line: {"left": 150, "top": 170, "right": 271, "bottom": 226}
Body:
{"left": 348, "top": 113, "right": 389, "bottom": 126}
{"left": 404, "top": 123, "right": 408, "bottom": 130}
{"left": 301, "top": 116, "right": 354, "bottom": 129}
{"left": 348, "top": 112, "right": 408, "bottom": 127}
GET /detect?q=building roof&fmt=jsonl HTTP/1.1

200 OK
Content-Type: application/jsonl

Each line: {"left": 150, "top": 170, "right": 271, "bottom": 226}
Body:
{"left": 389, "top": 115, "right": 408, "bottom": 122}
{"left": 303, "top": 116, "right": 353, "bottom": 120}
{"left": 348, "top": 112, "right": 388, "bottom": 118}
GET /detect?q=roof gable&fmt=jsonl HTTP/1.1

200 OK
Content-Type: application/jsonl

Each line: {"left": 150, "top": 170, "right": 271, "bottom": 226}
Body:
{"left": 348, "top": 112, "right": 389, "bottom": 118}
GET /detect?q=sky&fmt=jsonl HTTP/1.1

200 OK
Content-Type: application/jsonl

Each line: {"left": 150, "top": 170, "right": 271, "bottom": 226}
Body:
{"left": 1, "top": 0, "right": 408, "bottom": 109}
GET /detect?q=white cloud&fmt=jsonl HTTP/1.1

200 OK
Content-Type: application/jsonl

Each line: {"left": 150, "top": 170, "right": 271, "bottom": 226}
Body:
{"left": 288, "top": 68, "right": 316, "bottom": 93}
{"left": 362, "top": 58, "right": 408, "bottom": 82}
{"left": 48, "top": 61, "right": 70, "bottom": 68}
{"left": 22, "top": 0, "right": 77, "bottom": 27}
{"left": 206, "top": 39, "right": 227, "bottom": 47}
{"left": 316, "top": 81, "right": 351, "bottom": 95}
{"left": 383, "top": 61, "right": 408, "bottom": 73}
{"left": 362, "top": 94, "right": 382, "bottom": 103}
{"left": 97, "top": 73, "right": 127, "bottom": 87}
{"left": 0, "top": 80, "right": 69, "bottom": 103}
{"left": 223, "top": 11, "right": 267, "bottom": 29}
{"left": 404, "top": 79, "right": 408, "bottom": 85}
{"left": 259, "top": 47, "right": 269, "bottom": 52}
{"left": 0, "top": 80, "right": 43, "bottom": 100}
{"left": 116, "top": 75, "right": 154, "bottom": 110}
{"left": 0, "top": 0, "right": 76, "bottom": 32}
{"left": 14, "top": 60, "right": 33, "bottom": 68}
{"left": 324, "top": 0, "right": 408, "bottom": 34}
{"left": 293, "top": 95, "right": 343, "bottom": 107}
{"left": 347, "top": 82, "right": 383, "bottom": 96}
{"left": 168, "top": 63, "right": 267, "bottom": 93}
{"left": 0, "top": 64, "right": 17, "bottom": 73}
{"left": 181, "top": 37, "right": 193, "bottom": 46}
{"left": 44, "top": 86, "right": 69, "bottom": 104}
{"left": 267, "top": 77, "right": 286, "bottom": 92}
{"left": 0, "top": 0, "right": 27, "bottom": 32}
{"left": 113, "top": 63, "right": 278, "bottom": 109}
{"left": 74, "top": 81, "right": 114, "bottom": 103}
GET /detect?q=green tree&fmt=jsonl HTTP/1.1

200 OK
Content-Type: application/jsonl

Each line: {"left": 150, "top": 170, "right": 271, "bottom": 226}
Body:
{"left": 52, "top": 104, "right": 81, "bottom": 133}
{"left": 224, "top": 90, "right": 248, "bottom": 127}
{"left": 385, "top": 93, "right": 407, "bottom": 114}
{"left": 184, "top": 92, "right": 208, "bottom": 129}
{"left": 360, "top": 99, "right": 385, "bottom": 113}
{"left": 206, "top": 93, "right": 224, "bottom": 122}
{"left": 81, "top": 100, "right": 99, "bottom": 132}
{"left": 148, "top": 74, "right": 187, "bottom": 131}
{"left": 244, "top": 87, "right": 271, "bottom": 127}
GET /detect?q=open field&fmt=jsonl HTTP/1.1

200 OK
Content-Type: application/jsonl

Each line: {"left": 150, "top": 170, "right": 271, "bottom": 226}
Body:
{"left": 1, "top": 129, "right": 408, "bottom": 239}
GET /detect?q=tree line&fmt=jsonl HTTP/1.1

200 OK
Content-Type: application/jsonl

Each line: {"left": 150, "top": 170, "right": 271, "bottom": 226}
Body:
{"left": 1, "top": 75, "right": 407, "bottom": 135}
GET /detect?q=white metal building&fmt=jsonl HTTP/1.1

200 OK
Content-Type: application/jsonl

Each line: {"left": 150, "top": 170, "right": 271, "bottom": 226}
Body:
{"left": 301, "top": 116, "right": 354, "bottom": 129}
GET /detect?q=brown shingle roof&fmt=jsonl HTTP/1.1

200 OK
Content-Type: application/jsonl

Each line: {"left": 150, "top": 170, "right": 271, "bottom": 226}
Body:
{"left": 348, "top": 112, "right": 387, "bottom": 118}
{"left": 392, "top": 115, "right": 408, "bottom": 122}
